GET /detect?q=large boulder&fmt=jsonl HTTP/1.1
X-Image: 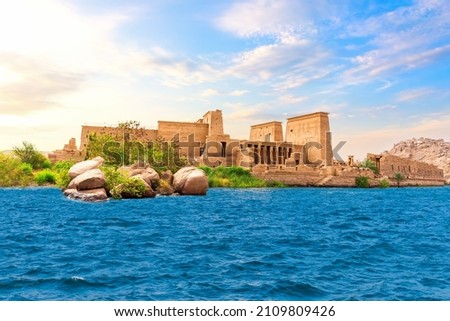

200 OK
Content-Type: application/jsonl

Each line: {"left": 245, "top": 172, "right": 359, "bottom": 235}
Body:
{"left": 133, "top": 168, "right": 160, "bottom": 190}
{"left": 69, "top": 157, "right": 104, "bottom": 178}
{"left": 145, "top": 167, "right": 160, "bottom": 188}
{"left": 73, "top": 169, "right": 106, "bottom": 191}
{"left": 173, "top": 167, "right": 208, "bottom": 195}
{"left": 64, "top": 188, "right": 108, "bottom": 202}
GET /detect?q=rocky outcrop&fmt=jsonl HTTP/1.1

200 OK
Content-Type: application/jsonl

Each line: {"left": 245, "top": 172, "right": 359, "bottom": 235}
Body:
{"left": 73, "top": 169, "right": 106, "bottom": 190}
{"left": 173, "top": 167, "right": 208, "bottom": 195}
{"left": 388, "top": 138, "right": 450, "bottom": 184}
{"left": 63, "top": 158, "right": 209, "bottom": 201}
{"left": 68, "top": 156, "right": 104, "bottom": 178}
{"left": 65, "top": 157, "right": 107, "bottom": 201}
{"left": 118, "top": 166, "right": 160, "bottom": 189}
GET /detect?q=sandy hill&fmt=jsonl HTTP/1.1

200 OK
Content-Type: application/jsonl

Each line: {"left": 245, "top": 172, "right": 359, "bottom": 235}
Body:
{"left": 388, "top": 137, "right": 450, "bottom": 184}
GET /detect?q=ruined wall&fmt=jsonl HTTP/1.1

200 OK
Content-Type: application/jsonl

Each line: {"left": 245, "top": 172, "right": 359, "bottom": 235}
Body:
{"left": 285, "top": 112, "right": 332, "bottom": 166}
{"left": 249, "top": 121, "right": 283, "bottom": 142}
{"left": 201, "top": 109, "right": 224, "bottom": 136}
{"left": 48, "top": 138, "right": 84, "bottom": 163}
{"left": 368, "top": 153, "right": 444, "bottom": 181}
{"left": 79, "top": 126, "right": 158, "bottom": 150}
{"left": 157, "top": 121, "right": 208, "bottom": 142}
{"left": 157, "top": 121, "right": 209, "bottom": 157}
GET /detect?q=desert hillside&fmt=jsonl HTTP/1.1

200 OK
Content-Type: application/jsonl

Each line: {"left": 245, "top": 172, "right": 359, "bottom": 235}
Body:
{"left": 388, "top": 138, "right": 450, "bottom": 184}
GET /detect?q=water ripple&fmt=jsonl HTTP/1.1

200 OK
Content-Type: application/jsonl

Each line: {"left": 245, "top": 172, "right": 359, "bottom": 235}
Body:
{"left": 0, "top": 186, "right": 449, "bottom": 300}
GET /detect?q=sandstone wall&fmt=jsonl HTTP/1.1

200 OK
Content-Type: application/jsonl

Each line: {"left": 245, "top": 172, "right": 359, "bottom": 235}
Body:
{"left": 285, "top": 112, "right": 332, "bottom": 166}
{"left": 249, "top": 121, "right": 283, "bottom": 142}
{"left": 201, "top": 110, "right": 224, "bottom": 136}
{"left": 388, "top": 137, "right": 450, "bottom": 184}
{"left": 48, "top": 138, "right": 84, "bottom": 163}
{"left": 369, "top": 153, "right": 444, "bottom": 181}
{"left": 157, "top": 121, "right": 208, "bottom": 142}
{"left": 80, "top": 125, "right": 158, "bottom": 150}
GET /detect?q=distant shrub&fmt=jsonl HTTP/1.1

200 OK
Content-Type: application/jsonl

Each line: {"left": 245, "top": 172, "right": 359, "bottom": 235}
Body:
{"left": 42, "top": 159, "right": 52, "bottom": 169}
{"left": 101, "top": 166, "right": 126, "bottom": 193}
{"left": 266, "top": 180, "right": 287, "bottom": 188}
{"left": 379, "top": 179, "right": 390, "bottom": 188}
{"left": 110, "top": 176, "right": 147, "bottom": 199}
{"left": 56, "top": 170, "right": 72, "bottom": 189}
{"left": 394, "top": 172, "right": 405, "bottom": 187}
{"left": 13, "top": 141, "right": 49, "bottom": 169}
{"left": 359, "top": 159, "right": 379, "bottom": 175}
{"left": 355, "top": 176, "right": 369, "bottom": 188}
{"left": 53, "top": 160, "right": 75, "bottom": 172}
{"left": 20, "top": 163, "right": 33, "bottom": 176}
{"left": 200, "top": 166, "right": 286, "bottom": 188}
{"left": 34, "top": 169, "right": 56, "bottom": 185}
{"left": 0, "top": 153, "right": 34, "bottom": 187}
{"left": 52, "top": 160, "right": 76, "bottom": 189}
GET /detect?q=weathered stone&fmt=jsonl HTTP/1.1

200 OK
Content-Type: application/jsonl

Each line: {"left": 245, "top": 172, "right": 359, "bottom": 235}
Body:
{"left": 68, "top": 157, "right": 104, "bottom": 178}
{"left": 67, "top": 178, "right": 77, "bottom": 190}
{"left": 160, "top": 170, "right": 173, "bottom": 184}
{"left": 64, "top": 188, "right": 108, "bottom": 201}
{"left": 142, "top": 167, "right": 160, "bottom": 189}
{"left": 74, "top": 169, "right": 106, "bottom": 191}
{"left": 118, "top": 166, "right": 143, "bottom": 177}
{"left": 145, "top": 167, "right": 160, "bottom": 180}
{"left": 173, "top": 167, "right": 208, "bottom": 195}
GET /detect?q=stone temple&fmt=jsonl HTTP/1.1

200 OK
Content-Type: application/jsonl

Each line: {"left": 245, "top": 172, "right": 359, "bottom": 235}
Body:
{"left": 49, "top": 109, "right": 445, "bottom": 186}
{"left": 51, "top": 110, "right": 333, "bottom": 168}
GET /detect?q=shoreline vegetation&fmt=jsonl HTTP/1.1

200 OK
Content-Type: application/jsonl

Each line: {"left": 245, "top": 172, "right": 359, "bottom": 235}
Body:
{"left": 0, "top": 141, "right": 446, "bottom": 191}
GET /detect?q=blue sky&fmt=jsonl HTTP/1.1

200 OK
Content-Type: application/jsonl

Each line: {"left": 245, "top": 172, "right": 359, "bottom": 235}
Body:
{"left": 1, "top": 0, "right": 450, "bottom": 159}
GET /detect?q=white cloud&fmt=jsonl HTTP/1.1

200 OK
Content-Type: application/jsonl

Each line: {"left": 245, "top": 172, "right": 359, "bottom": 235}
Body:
{"left": 342, "top": 0, "right": 450, "bottom": 83}
{"left": 229, "top": 90, "right": 248, "bottom": 96}
{"left": 216, "top": 0, "right": 333, "bottom": 89}
{"left": 216, "top": 0, "right": 336, "bottom": 42}
{"left": 396, "top": 88, "right": 433, "bottom": 102}
{"left": 0, "top": 0, "right": 132, "bottom": 115}
{"left": 200, "top": 88, "right": 220, "bottom": 97}
{"left": 338, "top": 111, "right": 450, "bottom": 160}
{"left": 278, "top": 95, "right": 308, "bottom": 105}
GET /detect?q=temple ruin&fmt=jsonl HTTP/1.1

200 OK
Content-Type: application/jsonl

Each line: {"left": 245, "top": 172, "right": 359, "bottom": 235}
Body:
{"left": 50, "top": 109, "right": 445, "bottom": 186}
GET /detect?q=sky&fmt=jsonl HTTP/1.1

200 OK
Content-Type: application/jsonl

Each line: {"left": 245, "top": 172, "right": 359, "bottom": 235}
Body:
{"left": 1, "top": 0, "right": 450, "bottom": 160}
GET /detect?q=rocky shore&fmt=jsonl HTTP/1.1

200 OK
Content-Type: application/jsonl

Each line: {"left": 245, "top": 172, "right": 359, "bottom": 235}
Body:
{"left": 388, "top": 137, "right": 450, "bottom": 184}
{"left": 63, "top": 157, "right": 208, "bottom": 201}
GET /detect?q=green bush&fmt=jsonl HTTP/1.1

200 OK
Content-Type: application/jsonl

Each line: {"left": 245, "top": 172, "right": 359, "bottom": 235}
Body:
{"left": 359, "top": 159, "right": 379, "bottom": 175}
{"left": 393, "top": 172, "right": 405, "bottom": 187}
{"left": 13, "top": 141, "right": 49, "bottom": 170}
{"left": 55, "top": 171, "right": 72, "bottom": 189}
{"left": 42, "top": 159, "right": 52, "bottom": 169}
{"left": 0, "top": 153, "right": 34, "bottom": 186}
{"left": 200, "top": 166, "right": 285, "bottom": 188}
{"left": 379, "top": 179, "right": 390, "bottom": 188}
{"left": 34, "top": 169, "right": 56, "bottom": 185}
{"left": 52, "top": 160, "right": 76, "bottom": 188}
{"left": 110, "top": 176, "right": 147, "bottom": 199}
{"left": 355, "top": 176, "right": 369, "bottom": 188}
{"left": 101, "top": 165, "right": 126, "bottom": 192}
{"left": 19, "top": 163, "right": 33, "bottom": 176}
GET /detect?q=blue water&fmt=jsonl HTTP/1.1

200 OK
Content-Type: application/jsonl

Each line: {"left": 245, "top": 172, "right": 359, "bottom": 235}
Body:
{"left": 0, "top": 187, "right": 449, "bottom": 301}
